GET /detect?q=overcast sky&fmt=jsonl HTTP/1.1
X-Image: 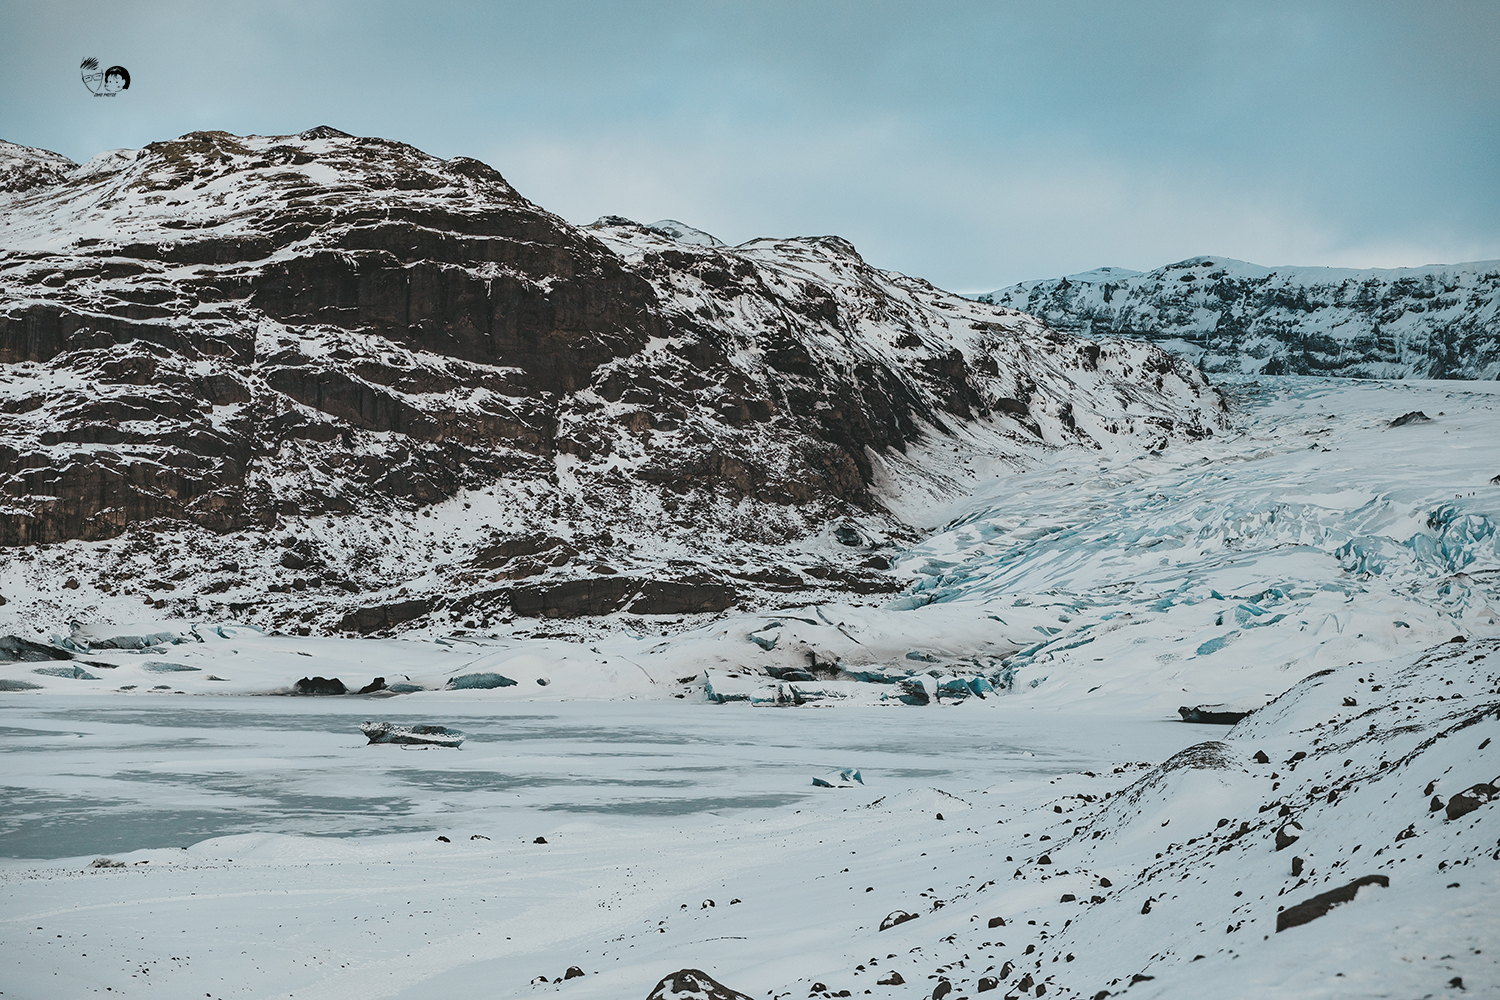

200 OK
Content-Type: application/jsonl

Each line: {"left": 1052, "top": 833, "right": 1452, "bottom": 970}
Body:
{"left": 2, "top": 1, "right": 1497, "bottom": 290}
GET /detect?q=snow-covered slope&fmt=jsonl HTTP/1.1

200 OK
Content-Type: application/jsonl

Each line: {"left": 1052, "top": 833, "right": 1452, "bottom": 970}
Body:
{"left": 980, "top": 256, "right": 1500, "bottom": 379}
{"left": 0, "top": 128, "right": 1222, "bottom": 635}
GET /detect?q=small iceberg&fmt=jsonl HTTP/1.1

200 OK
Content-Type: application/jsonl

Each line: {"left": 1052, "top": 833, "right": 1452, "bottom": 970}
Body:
{"left": 360, "top": 722, "right": 467, "bottom": 747}
{"left": 446, "top": 672, "right": 518, "bottom": 690}
{"left": 811, "top": 767, "right": 863, "bottom": 788}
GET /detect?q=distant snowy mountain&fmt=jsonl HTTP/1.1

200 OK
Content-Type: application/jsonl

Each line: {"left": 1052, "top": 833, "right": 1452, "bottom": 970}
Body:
{"left": 980, "top": 256, "right": 1500, "bottom": 379}
{"left": 0, "top": 128, "right": 1222, "bottom": 635}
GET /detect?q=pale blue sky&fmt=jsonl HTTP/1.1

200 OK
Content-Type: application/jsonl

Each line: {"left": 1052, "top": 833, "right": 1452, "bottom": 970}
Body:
{"left": 2, "top": 0, "right": 1497, "bottom": 290}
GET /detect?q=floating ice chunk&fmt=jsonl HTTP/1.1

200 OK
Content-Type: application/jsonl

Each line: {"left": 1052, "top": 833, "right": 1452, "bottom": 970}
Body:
{"left": 812, "top": 768, "right": 863, "bottom": 788}
{"left": 748, "top": 629, "right": 779, "bottom": 651}
{"left": 143, "top": 662, "right": 199, "bottom": 673}
{"left": 360, "top": 721, "right": 466, "bottom": 747}
{"left": 33, "top": 665, "right": 99, "bottom": 679}
{"left": 704, "top": 670, "right": 758, "bottom": 703}
{"left": 445, "top": 672, "right": 517, "bottom": 690}
{"left": 0, "top": 678, "right": 44, "bottom": 690}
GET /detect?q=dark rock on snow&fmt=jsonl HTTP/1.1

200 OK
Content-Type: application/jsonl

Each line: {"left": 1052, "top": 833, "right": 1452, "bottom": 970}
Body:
{"left": 1445, "top": 783, "right": 1497, "bottom": 821}
{"left": 294, "top": 675, "right": 346, "bottom": 695}
{"left": 646, "top": 969, "right": 755, "bottom": 1000}
{"left": 1276, "top": 875, "right": 1389, "bottom": 932}
{"left": 1388, "top": 410, "right": 1432, "bottom": 427}
{"left": 1178, "top": 704, "right": 1252, "bottom": 725}
{"left": 879, "top": 909, "right": 920, "bottom": 931}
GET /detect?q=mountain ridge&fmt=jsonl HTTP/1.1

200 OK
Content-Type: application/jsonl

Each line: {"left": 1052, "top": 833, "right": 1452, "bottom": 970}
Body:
{"left": 981, "top": 254, "right": 1500, "bottom": 379}
{"left": 0, "top": 127, "right": 1222, "bottom": 636}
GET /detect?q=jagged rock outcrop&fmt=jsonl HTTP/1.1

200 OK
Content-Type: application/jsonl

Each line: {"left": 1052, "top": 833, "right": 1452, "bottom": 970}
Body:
{"left": 0, "top": 128, "right": 1225, "bottom": 632}
{"left": 981, "top": 256, "right": 1500, "bottom": 379}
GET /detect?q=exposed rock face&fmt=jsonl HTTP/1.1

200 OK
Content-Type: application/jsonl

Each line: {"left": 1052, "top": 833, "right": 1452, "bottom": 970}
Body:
{"left": 0, "top": 128, "right": 1225, "bottom": 633}
{"left": 981, "top": 257, "right": 1500, "bottom": 379}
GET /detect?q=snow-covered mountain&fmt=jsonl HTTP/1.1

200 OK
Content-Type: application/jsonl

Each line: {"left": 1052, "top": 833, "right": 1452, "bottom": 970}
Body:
{"left": 0, "top": 128, "right": 1222, "bottom": 635}
{"left": 980, "top": 256, "right": 1500, "bottom": 379}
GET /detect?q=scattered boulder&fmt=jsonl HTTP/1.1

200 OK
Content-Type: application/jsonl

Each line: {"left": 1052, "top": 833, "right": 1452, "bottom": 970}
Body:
{"left": 645, "top": 969, "right": 755, "bottom": 1000}
{"left": 88, "top": 857, "right": 126, "bottom": 868}
{"left": 534, "top": 836, "right": 547, "bottom": 844}
{"left": 1291, "top": 856, "right": 1305, "bottom": 877}
{"left": 1445, "top": 783, "right": 1497, "bottom": 821}
{"left": 987, "top": 916, "right": 1006, "bottom": 928}
{"left": 977, "top": 976, "right": 998, "bottom": 993}
{"left": 356, "top": 676, "right": 387, "bottom": 694}
{"left": 1253, "top": 750, "right": 1270, "bottom": 764}
{"left": 446, "top": 672, "right": 518, "bottom": 690}
{"left": 361, "top": 721, "right": 466, "bottom": 747}
{"left": 565, "top": 966, "right": 584, "bottom": 980}
{"left": 1276, "top": 822, "right": 1303, "bottom": 851}
{"left": 879, "top": 909, "right": 920, "bottom": 930}
{"left": 1388, "top": 411, "right": 1432, "bottom": 427}
{"left": 294, "top": 676, "right": 347, "bottom": 695}
{"left": 877, "top": 972, "right": 905, "bottom": 986}
{"left": 1276, "top": 875, "right": 1389, "bottom": 932}
{"left": 1178, "top": 704, "right": 1252, "bottom": 724}
{"left": 833, "top": 525, "right": 863, "bottom": 546}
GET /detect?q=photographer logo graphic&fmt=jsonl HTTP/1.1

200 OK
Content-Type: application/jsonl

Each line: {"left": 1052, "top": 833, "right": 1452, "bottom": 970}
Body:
{"left": 80, "top": 57, "right": 130, "bottom": 97}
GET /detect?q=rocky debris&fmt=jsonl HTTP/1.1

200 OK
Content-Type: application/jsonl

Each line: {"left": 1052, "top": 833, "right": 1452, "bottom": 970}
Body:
{"left": 445, "top": 671, "right": 517, "bottom": 690}
{"left": 880, "top": 910, "right": 920, "bottom": 930}
{"left": 1276, "top": 875, "right": 1390, "bottom": 932}
{"left": 1445, "top": 782, "right": 1497, "bottom": 821}
{"left": 976, "top": 976, "right": 998, "bottom": 992}
{"left": 1389, "top": 411, "right": 1433, "bottom": 427}
{"left": 360, "top": 721, "right": 466, "bottom": 747}
{"left": 877, "top": 972, "right": 905, "bottom": 986}
{"left": 1275, "top": 822, "right": 1304, "bottom": 851}
{"left": 1178, "top": 704, "right": 1253, "bottom": 724}
{"left": 87, "top": 857, "right": 127, "bottom": 868}
{"left": 645, "top": 969, "right": 756, "bottom": 1000}
{"left": 293, "top": 675, "right": 346, "bottom": 695}
{"left": 0, "top": 635, "right": 72, "bottom": 662}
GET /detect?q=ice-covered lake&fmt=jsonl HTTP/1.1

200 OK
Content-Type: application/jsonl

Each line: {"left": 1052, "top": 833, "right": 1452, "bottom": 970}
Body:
{"left": 0, "top": 696, "right": 1191, "bottom": 861}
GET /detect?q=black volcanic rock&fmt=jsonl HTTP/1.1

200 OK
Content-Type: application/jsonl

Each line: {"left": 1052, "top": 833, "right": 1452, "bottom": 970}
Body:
{"left": 0, "top": 128, "right": 1227, "bottom": 632}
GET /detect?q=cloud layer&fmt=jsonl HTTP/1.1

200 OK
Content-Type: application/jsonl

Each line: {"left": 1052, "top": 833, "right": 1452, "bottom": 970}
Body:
{"left": 3, "top": 0, "right": 1497, "bottom": 289}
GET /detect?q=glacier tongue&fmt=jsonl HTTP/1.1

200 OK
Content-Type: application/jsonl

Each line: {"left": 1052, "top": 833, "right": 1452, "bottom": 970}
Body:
{"left": 892, "top": 374, "right": 1500, "bottom": 715}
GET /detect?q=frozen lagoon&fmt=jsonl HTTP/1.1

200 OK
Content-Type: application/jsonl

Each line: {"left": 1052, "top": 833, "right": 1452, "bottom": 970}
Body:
{"left": 0, "top": 696, "right": 1194, "bottom": 861}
